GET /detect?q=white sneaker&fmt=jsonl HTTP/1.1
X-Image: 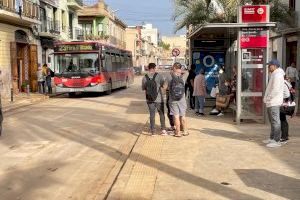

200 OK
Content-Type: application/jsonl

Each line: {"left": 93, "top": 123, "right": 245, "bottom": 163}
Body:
{"left": 266, "top": 141, "right": 281, "bottom": 148}
{"left": 217, "top": 112, "right": 224, "bottom": 117}
{"left": 263, "top": 139, "right": 272, "bottom": 144}
{"left": 161, "top": 130, "right": 168, "bottom": 136}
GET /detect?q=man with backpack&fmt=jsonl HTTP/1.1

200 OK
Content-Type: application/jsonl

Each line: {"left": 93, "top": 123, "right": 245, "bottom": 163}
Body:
{"left": 142, "top": 63, "right": 167, "bottom": 136}
{"left": 167, "top": 63, "right": 188, "bottom": 137}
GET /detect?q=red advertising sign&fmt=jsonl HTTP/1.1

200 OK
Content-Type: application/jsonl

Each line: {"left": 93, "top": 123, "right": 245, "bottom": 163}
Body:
{"left": 240, "top": 28, "right": 267, "bottom": 48}
{"left": 241, "top": 5, "right": 268, "bottom": 23}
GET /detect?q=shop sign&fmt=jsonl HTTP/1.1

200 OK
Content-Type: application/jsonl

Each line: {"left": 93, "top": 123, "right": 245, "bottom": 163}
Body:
{"left": 54, "top": 43, "right": 99, "bottom": 52}
{"left": 240, "top": 5, "right": 268, "bottom": 23}
{"left": 240, "top": 28, "right": 267, "bottom": 48}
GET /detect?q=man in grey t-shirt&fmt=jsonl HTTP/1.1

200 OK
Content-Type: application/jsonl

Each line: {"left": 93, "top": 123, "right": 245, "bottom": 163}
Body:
{"left": 166, "top": 63, "right": 188, "bottom": 137}
{"left": 142, "top": 63, "right": 167, "bottom": 136}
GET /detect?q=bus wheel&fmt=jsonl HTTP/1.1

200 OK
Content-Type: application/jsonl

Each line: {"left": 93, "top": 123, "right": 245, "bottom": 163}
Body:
{"left": 69, "top": 92, "right": 76, "bottom": 97}
{"left": 106, "top": 81, "right": 112, "bottom": 95}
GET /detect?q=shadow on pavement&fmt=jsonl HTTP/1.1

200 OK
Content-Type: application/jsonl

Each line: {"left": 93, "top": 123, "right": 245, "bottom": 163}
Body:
{"left": 235, "top": 169, "right": 300, "bottom": 200}
{"left": 2, "top": 105, "right": 262, "bottom": 200}
{"left": 0, "top": 161, "right": 64, "bottom": 199}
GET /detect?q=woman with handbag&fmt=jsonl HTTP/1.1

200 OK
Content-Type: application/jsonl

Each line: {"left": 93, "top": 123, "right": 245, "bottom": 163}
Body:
{"left": 280, "top": 78, "right": 295, "bottom": 143}
{"left": 215, "top": 79, "right": 233, "bottom": 117}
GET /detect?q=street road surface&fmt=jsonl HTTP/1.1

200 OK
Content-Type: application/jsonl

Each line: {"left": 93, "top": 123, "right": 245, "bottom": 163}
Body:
{"left": 0, "top": 77, "right": 149, "bottom": 200}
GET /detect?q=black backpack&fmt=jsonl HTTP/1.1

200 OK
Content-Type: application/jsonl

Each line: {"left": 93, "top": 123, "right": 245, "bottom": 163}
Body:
{"left": 170, "top": 75, "right": 185, "bottom": 101}
{"left": 145, "top": 73, "right": 158, "bottom": 102}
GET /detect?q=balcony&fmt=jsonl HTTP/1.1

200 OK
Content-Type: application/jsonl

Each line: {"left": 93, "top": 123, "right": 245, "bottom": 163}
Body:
{"left": 109, "top": 35, "right": 126, "bottom": 49}
{"left": 67, "top": 0, "right": 83, "bottom": 11}
{"left": 0, "top": 0, "right": 40, "bottom": 27}
{"left": 39, "top": 18, "right": 60, "bottom": 38}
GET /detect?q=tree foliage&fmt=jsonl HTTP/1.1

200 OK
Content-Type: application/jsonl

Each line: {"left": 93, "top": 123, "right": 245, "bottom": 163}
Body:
{"left": 173, "top": 0, "right": 297, "bottom": 32}
{"left": 158, "top": 41, "right": 171, "bottom": 50}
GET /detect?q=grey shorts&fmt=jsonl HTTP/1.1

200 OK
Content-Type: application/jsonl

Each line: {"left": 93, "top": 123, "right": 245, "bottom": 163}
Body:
{"left": 170, "top": 101, "right": 187, "bottom": 117}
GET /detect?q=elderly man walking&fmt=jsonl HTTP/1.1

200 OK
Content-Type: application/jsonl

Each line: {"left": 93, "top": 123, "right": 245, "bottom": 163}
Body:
{"left": 263, "top": 60, "right": 285, "bottom": 148}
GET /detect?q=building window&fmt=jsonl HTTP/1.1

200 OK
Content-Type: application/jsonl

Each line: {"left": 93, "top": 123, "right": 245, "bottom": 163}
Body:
{"left": 98, "top": 23, "right": 103, "bottom": 35}
{"left": 289, "top": 0, "right": 295, "bottom": 10}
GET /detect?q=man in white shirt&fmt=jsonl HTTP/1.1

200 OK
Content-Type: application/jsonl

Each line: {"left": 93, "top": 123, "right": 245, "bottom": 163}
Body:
{"left": 263, "top": 60, "right": 285, "bottom": 148}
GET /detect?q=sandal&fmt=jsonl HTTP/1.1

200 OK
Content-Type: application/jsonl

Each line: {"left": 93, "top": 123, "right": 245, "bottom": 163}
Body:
{"left": 182, "top": 131, "right": 189, "bottom": 136}
{"left": 174, "top": 132, "right": 182, "bottom": 137}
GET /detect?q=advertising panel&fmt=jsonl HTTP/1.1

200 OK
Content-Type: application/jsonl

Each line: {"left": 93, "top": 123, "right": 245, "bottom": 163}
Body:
{"left": 192, "top": 51, "right": 225, "bottom": 94}
{"left": 240, "top": 5, "right": 269, "bottom": 23}
{"left": 240, "top": 28, "right": 268, "bottom": 49}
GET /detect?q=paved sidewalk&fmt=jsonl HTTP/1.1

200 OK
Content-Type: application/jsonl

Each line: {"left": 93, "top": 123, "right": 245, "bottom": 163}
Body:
{"left": 1, "top": 93, "right": 57, "bottom": 113}
{"left": 108, "top": 112, "right": 300, "bottom": 200}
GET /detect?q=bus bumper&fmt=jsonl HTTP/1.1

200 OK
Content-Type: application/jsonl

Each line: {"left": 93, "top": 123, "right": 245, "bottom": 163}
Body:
{"left": 55, "top": 83, "right": 110, "bottom": 93}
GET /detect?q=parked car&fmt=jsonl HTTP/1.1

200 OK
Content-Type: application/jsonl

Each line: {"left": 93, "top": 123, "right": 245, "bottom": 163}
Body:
{"left": 133, "top": 67, "right": 142, "bottom": 75}
{"left": 164, "top": 65, "right": 172, "bottom": 70}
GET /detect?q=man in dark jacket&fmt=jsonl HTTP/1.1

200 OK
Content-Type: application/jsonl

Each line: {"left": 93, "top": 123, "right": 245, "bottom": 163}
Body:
{"left": 185, "top": 64, "right": 196, "bottom": 109}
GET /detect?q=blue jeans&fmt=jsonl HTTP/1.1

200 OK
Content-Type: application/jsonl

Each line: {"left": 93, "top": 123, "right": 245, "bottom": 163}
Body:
{"left": 195, "top": 96, "right": 205, "bottom": 113}
{"left": 267, "top": 106, "right": 281, "bottom": 142}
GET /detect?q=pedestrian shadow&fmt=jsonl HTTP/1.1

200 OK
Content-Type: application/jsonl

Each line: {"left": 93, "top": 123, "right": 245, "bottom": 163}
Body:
{"left": 0, "top": 161, "right": 65, "bottom": 199}
{"left": 190, "top": 128, "right": 259, "bottom": 143}
{"left": 235, "top": 169, "right": 300, "bottom": 200}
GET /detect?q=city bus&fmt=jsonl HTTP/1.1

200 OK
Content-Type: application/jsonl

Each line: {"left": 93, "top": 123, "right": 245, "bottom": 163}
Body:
{"left": 53, "top": 41, "right": 134, "bottom": 96}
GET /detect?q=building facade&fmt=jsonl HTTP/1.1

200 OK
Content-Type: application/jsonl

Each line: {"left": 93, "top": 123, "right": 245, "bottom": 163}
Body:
{"left": 78, "top": 0, "right": 126, "bottom": 49}
{"left": 141, "top": 24, "right": 159, "bottom": 47}
{"left": 38, "top": 0, "right": 83, "bottom": 69}
{"left": 0, "top": 0, "right": 41, "bottom": 97}
{"left": 269, "top": 0, "right": 300, "bottom": 70}
{"left": 126, "top": 25, "right": 160, "bottom": 68}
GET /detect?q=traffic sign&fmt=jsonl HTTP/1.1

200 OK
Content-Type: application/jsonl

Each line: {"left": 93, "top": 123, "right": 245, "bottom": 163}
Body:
{"left": 172, "top": 48, "right": 180, "bottom": 57}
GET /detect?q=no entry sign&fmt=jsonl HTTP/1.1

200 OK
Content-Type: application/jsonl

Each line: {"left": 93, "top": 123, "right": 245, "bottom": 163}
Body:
{"left": 172, "top": 48, "right": 180, "bottom": 57}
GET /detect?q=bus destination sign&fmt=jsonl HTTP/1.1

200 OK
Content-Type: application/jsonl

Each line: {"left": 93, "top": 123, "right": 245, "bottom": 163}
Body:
{"left": 55, "top": 43, "right": 99, "bottom": 52}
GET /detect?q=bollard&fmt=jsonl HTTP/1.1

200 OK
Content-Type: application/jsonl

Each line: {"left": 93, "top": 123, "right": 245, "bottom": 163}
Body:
{"left": 27, "top": 85, "right": 30, "bottom": 96}
{"left": 11, "top": 88, "right": 13, "bottom": 102}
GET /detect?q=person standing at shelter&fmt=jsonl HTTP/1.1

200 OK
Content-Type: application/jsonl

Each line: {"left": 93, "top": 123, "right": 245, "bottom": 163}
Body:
{"left": 280, "top": 77, "right": 293, "bottom": 144}
{"left": 263, "top": 60, "right": 285, "bottom": 148}
{"left": 168, "top": 63, "right": 188, "bottom": 137}
{"left": 193, "top": 69, "right": 206, "bottom": 115}
{"left": 142, "top": 63, "right": 167, "bottom": 136}
{"left": 185, "top": 64, "right": 196, "bottom": 109}
{"left": 285, "top": 62, "right": 298, "bottom": 89}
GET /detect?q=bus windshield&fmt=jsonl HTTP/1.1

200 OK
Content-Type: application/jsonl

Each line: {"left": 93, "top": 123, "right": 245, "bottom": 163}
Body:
{"left": 55, "top": 53, "right": 100, "bottom": 74}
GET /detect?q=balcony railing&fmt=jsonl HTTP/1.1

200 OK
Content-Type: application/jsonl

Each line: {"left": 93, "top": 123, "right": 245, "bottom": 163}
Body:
{"left": 0, "top": 0, "right": 39, "bottom": 20}
{"left": 40, "top": 18, "right": 60, "bottom": 34}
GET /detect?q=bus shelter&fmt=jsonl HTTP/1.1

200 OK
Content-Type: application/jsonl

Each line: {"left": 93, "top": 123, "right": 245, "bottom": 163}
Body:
{"left": 188, "top": 22, "right": 275, "bottom": 124}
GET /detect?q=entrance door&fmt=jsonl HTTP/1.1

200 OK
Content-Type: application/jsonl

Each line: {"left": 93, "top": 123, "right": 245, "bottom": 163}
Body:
{"left": 239, "top": 48, "right": 266, "bottom": 120}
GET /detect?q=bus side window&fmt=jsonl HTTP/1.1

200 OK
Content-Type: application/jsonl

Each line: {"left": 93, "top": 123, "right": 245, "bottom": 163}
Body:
{"left": 105, "top": 53, "right": 112, "bottom": 72}
{"left": 115, "top": 54, "right": 121, "bottom": 71}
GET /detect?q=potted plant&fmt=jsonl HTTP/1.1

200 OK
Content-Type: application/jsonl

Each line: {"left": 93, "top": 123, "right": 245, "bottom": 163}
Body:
{"left": 21, "top": 81, "right": 28, "bottom": 92}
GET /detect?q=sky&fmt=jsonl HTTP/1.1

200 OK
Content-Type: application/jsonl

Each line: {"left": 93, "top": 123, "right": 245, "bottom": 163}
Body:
{"left": 103, "top": 0, "right": 185, "bottom": 36}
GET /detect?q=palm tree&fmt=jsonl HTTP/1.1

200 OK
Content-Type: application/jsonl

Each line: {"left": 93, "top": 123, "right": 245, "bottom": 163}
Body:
{"left": 173, "top": 0, "right": 297, "bottom": 32}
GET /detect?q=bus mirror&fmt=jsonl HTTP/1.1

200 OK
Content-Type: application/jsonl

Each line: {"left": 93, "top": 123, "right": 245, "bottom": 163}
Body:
{"left": 100, "top": 53, "right": 105, "bottom": 60}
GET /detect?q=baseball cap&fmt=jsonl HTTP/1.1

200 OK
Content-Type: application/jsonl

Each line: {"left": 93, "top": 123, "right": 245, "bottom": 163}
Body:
{"left": 266, "top": 59, "right": 280, "bottom": 67}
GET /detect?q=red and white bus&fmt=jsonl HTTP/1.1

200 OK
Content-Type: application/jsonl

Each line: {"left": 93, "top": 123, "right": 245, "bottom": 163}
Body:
{"left": 53, "top": 41, "right": 134, "bottom": 96}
